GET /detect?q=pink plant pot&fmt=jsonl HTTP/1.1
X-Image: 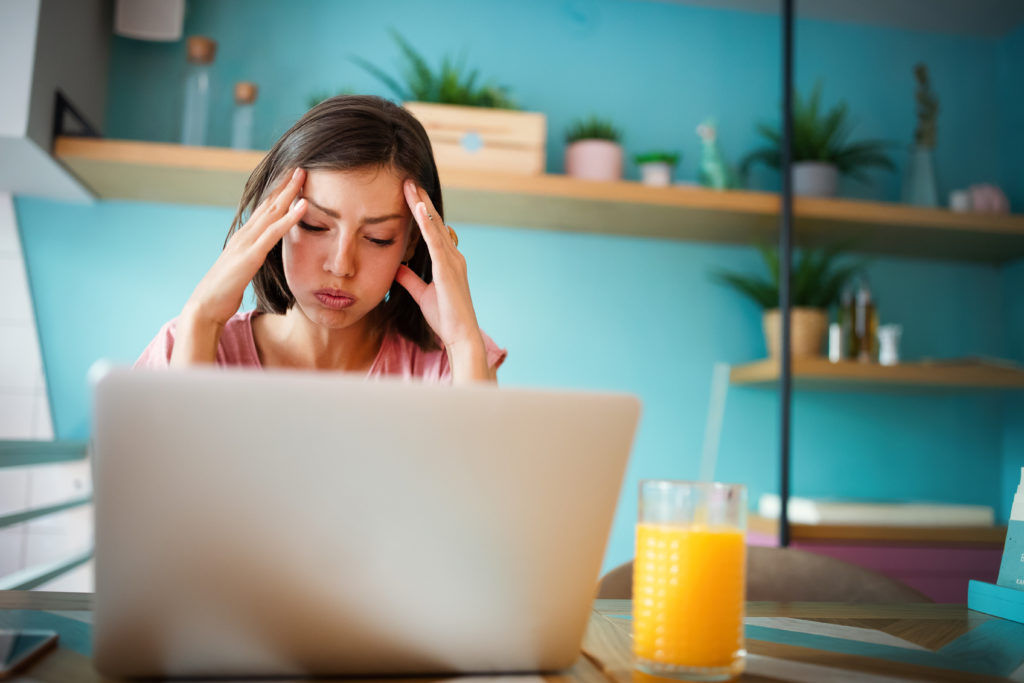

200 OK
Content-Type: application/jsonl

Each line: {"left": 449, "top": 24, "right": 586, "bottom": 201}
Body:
{"left": 565, "top": 140, "right": 622, "bottom": 181}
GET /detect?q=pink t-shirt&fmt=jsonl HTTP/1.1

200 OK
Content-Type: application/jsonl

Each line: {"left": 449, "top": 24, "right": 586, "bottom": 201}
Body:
{"left": 134, "top": 310, "right": 507, "bottom": 383}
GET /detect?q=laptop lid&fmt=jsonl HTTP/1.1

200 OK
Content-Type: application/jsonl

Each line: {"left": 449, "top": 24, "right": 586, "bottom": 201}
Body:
{"left": 90, "top": 364, "right": 641, "bottom": 678}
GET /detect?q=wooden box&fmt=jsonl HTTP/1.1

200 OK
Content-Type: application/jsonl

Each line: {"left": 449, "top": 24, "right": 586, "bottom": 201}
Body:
{"left": 403, "top": 102, "right": 546, "bottom": 175}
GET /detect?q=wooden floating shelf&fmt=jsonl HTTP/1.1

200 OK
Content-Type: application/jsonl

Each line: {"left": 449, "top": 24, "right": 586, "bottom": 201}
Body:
{"left": 748, "top": 514, "right": 1007, "bottom": 545}
{"left": 54, "top": 137, "right": 1024, "bottom": 262}
{"left": 730, "top": 357, "right": 1024, "bottom": 390}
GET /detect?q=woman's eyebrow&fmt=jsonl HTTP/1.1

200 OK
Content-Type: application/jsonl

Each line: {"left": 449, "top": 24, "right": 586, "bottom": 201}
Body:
{"left": 304, "top": 198, "right": 404, "bottom": 224}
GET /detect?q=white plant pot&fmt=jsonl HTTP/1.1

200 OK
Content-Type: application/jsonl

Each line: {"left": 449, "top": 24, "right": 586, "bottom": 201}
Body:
{"left": 792, "top": 162, "right": 839, "bottom": 197}
{"left": 565, "top": 140, "right": 623, "bottom": 181}
{"left": 639, "top": 162, "right": 673, "bottom": 187}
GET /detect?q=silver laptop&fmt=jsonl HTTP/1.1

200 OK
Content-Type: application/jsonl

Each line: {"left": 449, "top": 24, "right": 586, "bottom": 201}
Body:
{"left": 90, "top": 364, "right": 640, "bottom": 679}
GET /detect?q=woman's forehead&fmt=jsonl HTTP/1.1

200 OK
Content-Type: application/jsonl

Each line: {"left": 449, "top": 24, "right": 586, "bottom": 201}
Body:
{"left": 302, "top": 166, "right": 410, "bottom": 216}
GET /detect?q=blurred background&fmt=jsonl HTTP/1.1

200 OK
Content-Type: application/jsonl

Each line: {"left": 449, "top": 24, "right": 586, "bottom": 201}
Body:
{"left": 1, "top": 0, "right": 1021, "bottom": 597}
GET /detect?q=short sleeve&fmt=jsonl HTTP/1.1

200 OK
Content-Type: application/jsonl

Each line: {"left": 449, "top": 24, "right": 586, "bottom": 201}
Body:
{"left": 132, "top": 312, "right": 262, "bottom": 369}
{"left": 134, "top": 319, "right": 176, "bottom": 369}
{"left": 481, "top": 330, "right": 507, "bottom": 371}
{"left": 434, "top": 330, "right": 507, "bottom": 383}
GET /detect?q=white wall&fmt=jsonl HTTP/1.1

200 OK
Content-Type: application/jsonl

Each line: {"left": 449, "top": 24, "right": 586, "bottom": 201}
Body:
{"left": 27, "top": 0, "right": 111, "bottom": 146}
{"left": 0, "top": 0, "right": 40, "bottom": 138}
{"left": 0, "top": 0, "right": 107, "bottom": 203}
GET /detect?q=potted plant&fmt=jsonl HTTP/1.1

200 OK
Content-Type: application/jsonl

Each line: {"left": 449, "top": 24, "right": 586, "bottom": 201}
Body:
{"left": 634, "top": 151, "right": 679, "bottom": 187}
{"left": 353, "top": 31, "right": 546, "bottom": 175}
{"left": 712, "top": 245, "right": 863, "bottom": 358}
{"left": 565, "top": 116, "right": 623, "bottom": 181}
{"left": 741, "top": 82, "right": 894, "bottom": 197}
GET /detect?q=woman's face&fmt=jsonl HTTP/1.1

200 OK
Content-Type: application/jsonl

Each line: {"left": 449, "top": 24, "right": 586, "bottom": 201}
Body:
{"left": 281, "top": 165, "right": 417, "bottom": 331}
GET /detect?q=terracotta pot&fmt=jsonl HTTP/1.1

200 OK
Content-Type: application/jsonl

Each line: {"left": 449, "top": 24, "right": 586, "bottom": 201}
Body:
{"left": 792, "top": 162, "right": 838, "bottom": 197}
{"left": 762, "top": 308, "right": 828, "bottom": 358}
{"left": 565, "top": 139, "right": 622, "bottom": 181}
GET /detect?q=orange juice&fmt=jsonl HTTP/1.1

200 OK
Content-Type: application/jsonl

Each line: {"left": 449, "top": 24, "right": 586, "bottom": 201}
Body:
{"left": 632, "top": 522, "right": 745, "bottom": 671}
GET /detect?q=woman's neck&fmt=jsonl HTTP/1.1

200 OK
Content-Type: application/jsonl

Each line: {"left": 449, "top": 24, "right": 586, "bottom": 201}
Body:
{"left": 254, "top": 307, "right": 384, "bottom": 372}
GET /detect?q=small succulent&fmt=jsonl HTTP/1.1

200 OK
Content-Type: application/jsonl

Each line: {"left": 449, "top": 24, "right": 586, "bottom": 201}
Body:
{"left": 712, "top": 245, "right": 865, "bottom": 310}
{"left": 566, "top": 116, "right": 622, "bottom": 144}
{"left": 352, "top": 30, "right": 517, "bottom": 109}
{"left": 634, "top": 151, "right": 680, "bottom": 165}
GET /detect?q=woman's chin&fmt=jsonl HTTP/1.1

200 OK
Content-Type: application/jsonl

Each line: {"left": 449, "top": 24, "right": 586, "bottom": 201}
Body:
{"left": 297, "top": 302, "right": 363, "bottom": 329}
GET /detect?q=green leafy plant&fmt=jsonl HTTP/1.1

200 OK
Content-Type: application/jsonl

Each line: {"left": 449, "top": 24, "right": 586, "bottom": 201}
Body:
{"left": 352, "top": 31, "right": 517, "bottom": 109}
{"left": 634, "top": 151, "right": 680, "bottom": 165}
{"left": 566, "top": 116, "right": 622, "bottom": 144}
{"left": 712, "top": 245, "right": 864, "bottom": 309}
{"left": 741, "top": 81, "right": 894, "bottom": 184}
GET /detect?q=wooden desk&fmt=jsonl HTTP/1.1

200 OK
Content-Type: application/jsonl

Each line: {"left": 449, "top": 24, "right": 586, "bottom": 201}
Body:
{"left": 1, "top": 592, "right": 1021, "bottom": 682}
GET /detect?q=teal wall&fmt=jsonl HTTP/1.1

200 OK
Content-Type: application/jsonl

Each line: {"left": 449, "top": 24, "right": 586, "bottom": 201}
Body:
{"left": 997, "top": 25, "right": 1024, "bottom": 210}
{"left": 16, "top": 0, "right": 1023, "bottom": 573}
{"left": 1003, "top": 260, "right": 1024, "bottom": 517}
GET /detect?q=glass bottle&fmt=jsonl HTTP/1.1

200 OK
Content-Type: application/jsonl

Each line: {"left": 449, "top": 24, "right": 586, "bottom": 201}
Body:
{"left": 854, "top": 280, "right": 878, "bottom": 363}
{"left": 231, "top": 82, "right": 258, "bottom": 150}
{"left": 839, "top": 288, "right": 855, "bottom": 360}
{"left": 181, "top": 36, "right": 217, "bottom": 146}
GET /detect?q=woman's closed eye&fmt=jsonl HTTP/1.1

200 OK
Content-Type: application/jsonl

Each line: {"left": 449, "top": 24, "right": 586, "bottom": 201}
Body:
{"left": 298, "top": 221, "right": 395, "bottom": 247}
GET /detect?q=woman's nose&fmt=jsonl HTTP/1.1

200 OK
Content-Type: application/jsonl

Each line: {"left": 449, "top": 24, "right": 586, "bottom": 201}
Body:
{"left": 324, "top": 234, "right": 356, "bottom": 277}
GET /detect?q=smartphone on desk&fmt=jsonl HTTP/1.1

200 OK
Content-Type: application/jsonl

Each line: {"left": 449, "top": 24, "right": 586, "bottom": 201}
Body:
{"left": 0, "top": 630, "right": 58, "bottom": 679}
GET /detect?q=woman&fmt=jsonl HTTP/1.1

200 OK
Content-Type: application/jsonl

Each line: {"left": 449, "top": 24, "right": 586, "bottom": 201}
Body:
{"left": 136, "top": 95, "right": 505, "bottom": 383}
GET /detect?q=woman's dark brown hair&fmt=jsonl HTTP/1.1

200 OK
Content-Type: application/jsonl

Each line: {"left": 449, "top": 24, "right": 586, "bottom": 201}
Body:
{"left": 227, "top": 94, "right": 442, "bottom": 350}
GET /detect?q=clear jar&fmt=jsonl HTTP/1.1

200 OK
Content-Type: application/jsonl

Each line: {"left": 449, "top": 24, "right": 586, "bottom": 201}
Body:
{"left": 231, "top": 82, "right": 258, "bottom": 150}
{"left": 181, "top": 36, "right": 217, "bottom": 146}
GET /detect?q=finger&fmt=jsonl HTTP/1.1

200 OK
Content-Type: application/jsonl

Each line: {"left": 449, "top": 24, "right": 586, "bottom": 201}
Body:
{"left": 403, "top": 180, "right": 446, "bottom": 249}
{"left": 253, "top": 197, "right": 306, "bottom": 252}
{"left": 244, "top": 168, "right": 306, "bottom": 238}
{"left": 412, "top": 183, "right": 459, "bottom": 250}
{"left": 393, "top": 264, "right": 429, "bottom": 304}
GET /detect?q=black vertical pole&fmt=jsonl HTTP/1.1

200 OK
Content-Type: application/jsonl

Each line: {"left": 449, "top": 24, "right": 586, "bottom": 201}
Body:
{"left": 779, "top": 0, "right": 795, "bottom": 548}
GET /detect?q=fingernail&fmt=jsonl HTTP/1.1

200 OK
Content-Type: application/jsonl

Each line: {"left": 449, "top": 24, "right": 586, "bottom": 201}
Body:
{"left": 293, "top": 168, "right": 303, "bottom": 178}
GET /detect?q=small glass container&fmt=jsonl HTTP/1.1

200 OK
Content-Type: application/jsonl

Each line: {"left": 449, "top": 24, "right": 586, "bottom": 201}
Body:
{"left": 181, "top": 36, "right": 217, "bottom": 146}
{"left": 828, "top": 322, "right": 846, "bottom": 363}
{"left": 878, "top": 324, "right": 903, "bottom": 366}
{"left": 231, "top": 82, "right": 258, "bottom": 150}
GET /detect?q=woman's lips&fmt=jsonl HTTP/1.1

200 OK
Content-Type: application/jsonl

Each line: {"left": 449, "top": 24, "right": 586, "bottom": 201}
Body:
{"left": 314, "top": 289, "right": 355, "bottom": 310}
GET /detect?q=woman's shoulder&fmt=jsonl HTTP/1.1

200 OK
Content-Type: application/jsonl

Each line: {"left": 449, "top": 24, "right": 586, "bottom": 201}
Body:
{"left": 369, "top": 328, "right": 507, "bottom": 382}
{"left": 218, "top": 310, "right": 262, "bottom": 366}
{"left": 133, "top": 310, "right": 262, "bottom": 369}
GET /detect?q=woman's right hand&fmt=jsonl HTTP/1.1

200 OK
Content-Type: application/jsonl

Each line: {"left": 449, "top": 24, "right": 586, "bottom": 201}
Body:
{"left": 171, "top": 167, "right": 307, "bottom": 366}
{"left": 183, "top": 167, "right": 307, "bottom": 328}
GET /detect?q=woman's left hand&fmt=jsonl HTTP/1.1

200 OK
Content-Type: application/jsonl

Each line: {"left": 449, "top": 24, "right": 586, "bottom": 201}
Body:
{"left": 395, "top": 180, "right": 492, "bottom": 382}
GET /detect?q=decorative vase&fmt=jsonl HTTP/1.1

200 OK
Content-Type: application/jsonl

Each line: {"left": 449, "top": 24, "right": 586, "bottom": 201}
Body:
{"left": 762, "top": 308, "right": 828, "bottom": 358}
{"left": 638, "top": 161, "right": 673, "bottom": 187}
{"left": 566, "top": 139, "right": 622, "bottom": 181}
{"left": 792, "top": 162, "right": 838, "bottom": 197}
{"left": 902, "top": 144, "right": 938, "bottom": 207}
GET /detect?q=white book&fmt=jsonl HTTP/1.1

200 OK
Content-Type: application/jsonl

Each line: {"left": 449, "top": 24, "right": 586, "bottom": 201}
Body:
{"left": 757, "top": 494, "right": 995, "bottom": 527}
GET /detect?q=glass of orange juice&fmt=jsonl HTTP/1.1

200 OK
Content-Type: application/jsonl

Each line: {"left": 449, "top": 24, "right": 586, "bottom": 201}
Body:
{"left": 633, "top": 480, "right": 747, "bottom": 681}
